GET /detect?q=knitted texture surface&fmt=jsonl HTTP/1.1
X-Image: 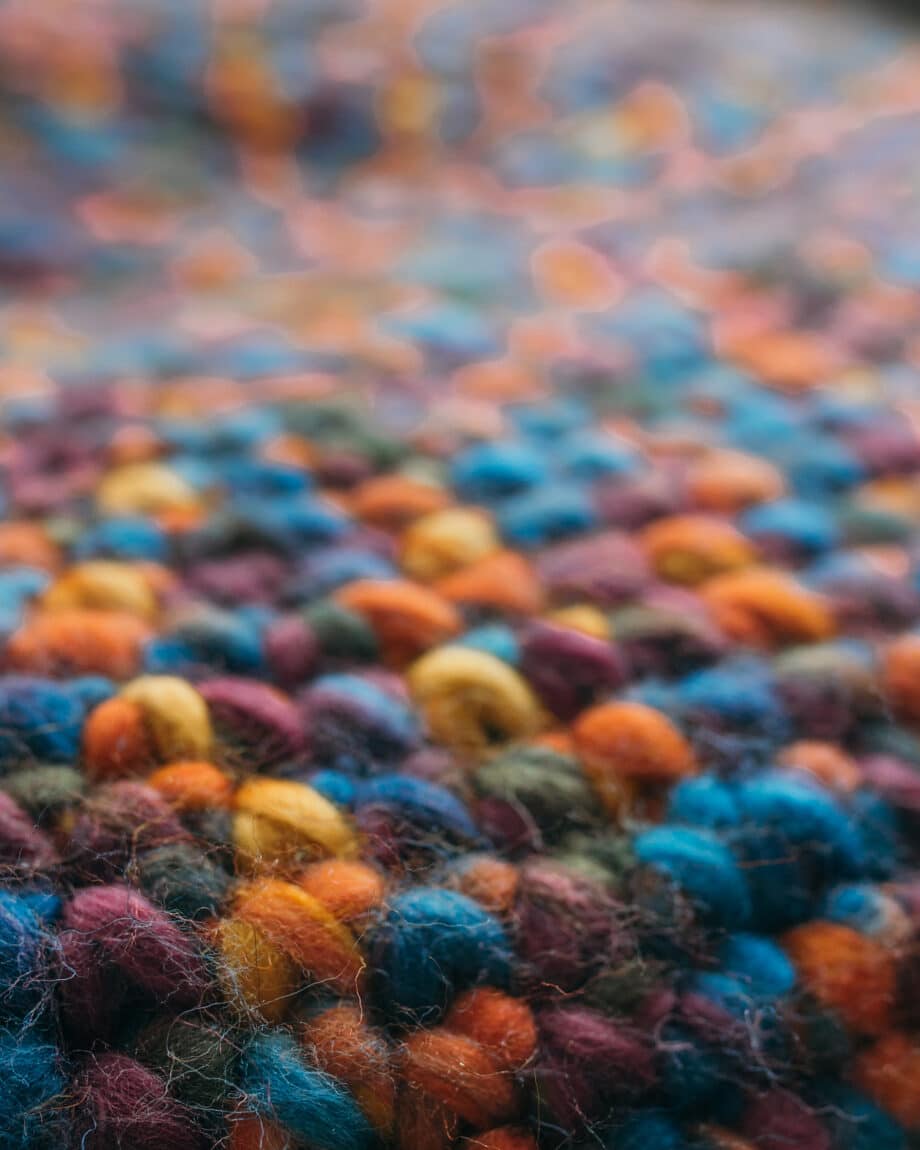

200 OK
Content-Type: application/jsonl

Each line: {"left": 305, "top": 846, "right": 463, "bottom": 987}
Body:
{"left": 2, "top": 2, "right": 920, "bottom": 1149}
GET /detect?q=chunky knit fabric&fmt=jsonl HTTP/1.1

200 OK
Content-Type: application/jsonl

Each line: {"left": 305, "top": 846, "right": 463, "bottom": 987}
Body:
{"left": 2, "top": 2, "right": 920, "bottom": 1149}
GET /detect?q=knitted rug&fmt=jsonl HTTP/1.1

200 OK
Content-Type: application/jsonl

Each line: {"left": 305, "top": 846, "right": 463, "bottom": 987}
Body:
{"left": 2, "top": 2, "right": 920, "bottom": 1148}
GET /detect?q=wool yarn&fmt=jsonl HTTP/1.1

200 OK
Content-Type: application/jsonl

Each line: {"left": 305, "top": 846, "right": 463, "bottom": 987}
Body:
{"left": 3, "top": 0, "right": 920, "bottom": 1148}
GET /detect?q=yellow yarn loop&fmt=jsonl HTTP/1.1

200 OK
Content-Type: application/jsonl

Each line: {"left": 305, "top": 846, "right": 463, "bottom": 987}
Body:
{"left": 42, "top": 561, "right": 159, "bottom": 620}
{"left": 408, "top": 646, "right": 543, "bottom": 755}
{"left": 545, "top": 604, "right": 611, "bottom": 640}
{"left": 400, "top": 507, "right": 499, "bottom": 581}
{"left": 119, "top": 675, "right": 213, "bottom": 760}
{"left": 214, "top": 916, "right": 300, "bottom": 1023}
{"left": 97, "top": 461, "right": 199, "bottom": 515}
{"left": 233, "top": 777, "right": 358, "bottom": 866}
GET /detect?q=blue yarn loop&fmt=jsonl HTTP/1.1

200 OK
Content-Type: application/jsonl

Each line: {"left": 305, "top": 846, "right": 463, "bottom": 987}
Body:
{"left": 369, "top": 888, "right": 512, "bottom": 1024}
{"left": 240, "top": 1032, "right": 377, "bottom": 1150}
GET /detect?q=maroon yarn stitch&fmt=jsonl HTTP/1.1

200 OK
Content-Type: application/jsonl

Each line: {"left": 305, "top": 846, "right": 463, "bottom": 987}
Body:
{"left": 68, "top": 782, "right": 188, "bottom": 880}
{"left": 536, "top": 1006, "right": 656, "bottom": 1130}
{"left": 58, "top": 884, "right": 208, "bottom": 1041}
{"left": 199, "top": 677, "right": 307, "bottom": 767}
{"left": 514, "top": 861, "right": 630, "bottom": 995}
{"left": 519, "top": 622, "right": 627, "bottom": 721}
{"left": 0, "top": 790, "right": 57, "bottom": 871}
{"left": 72, "top": 1052, "right": 207, "bottom": 1150}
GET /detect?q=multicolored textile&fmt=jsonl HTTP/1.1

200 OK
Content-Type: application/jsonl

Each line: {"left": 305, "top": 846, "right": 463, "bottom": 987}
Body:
{"left": 1, "top": 2, "right": 920, "bottom": 1149}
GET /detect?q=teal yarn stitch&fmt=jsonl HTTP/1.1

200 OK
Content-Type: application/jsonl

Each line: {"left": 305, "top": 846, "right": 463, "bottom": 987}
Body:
{"left": 666, "top": 777, "right": 740, "bottom": 832}
{"left": 0, "top": 1029, "right": 66, "bottom": 1150}
{"left": 604, "top": 1112, "right": 690, "bottom": 1150}
{"left": 820, "top": 883, "right": 902, "bottom": 939}
{"left": 735, "top": 771, "right": 869, "bottom": 879}
{"left": 716, "top": 933, "right": 796, "bottom": 1000}
{"left": 240, "top": 1031, "right": 376, "bottom": 1150}
{"left": 0, "top": 889, "right": 52, "bottom": 1020}
{"left": 72, "top": 518, "right": 168, "bottom": 561}
{"left": 450, "top": 439, "right": 548, "bottom": 501}
{"left": 496, "top": 484, "right": 599, "bottom": 549}
{"left": 355, "top": 775, "right": 481, "bottom": 845}
{"left": 0, "top": 678, "right": 87, "bottom": 765}
{"left": 633, "top": 826, "right": 751, "bottom": 928}
{"left": 369, "top": 887, "right": 512, "bottom": 1024}
{"left": 817, "top": 1085, "right": 907, "bottom": 1150}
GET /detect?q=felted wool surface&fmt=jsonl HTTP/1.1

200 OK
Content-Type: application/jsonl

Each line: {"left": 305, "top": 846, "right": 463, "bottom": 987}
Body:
{"left": 2, "top": 2, "right": 920, "bottom": 1149}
